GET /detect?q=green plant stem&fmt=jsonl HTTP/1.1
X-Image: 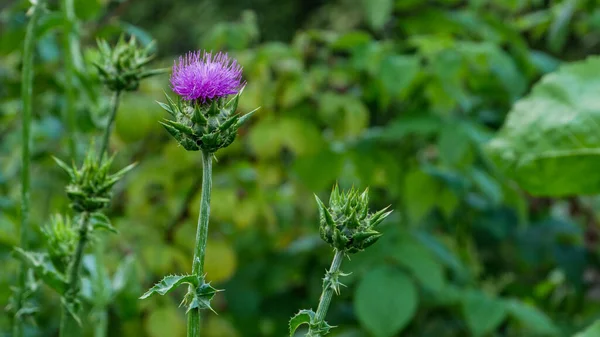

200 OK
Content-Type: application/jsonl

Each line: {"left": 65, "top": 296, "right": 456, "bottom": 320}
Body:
{"left": 92, "top": 238, "right": 109, "bottom": 337}
{"left": 61, "top": 0, "right": 79, "bottom": 159}
{"left": 93, "top": 310, "right": 108, "bottom": 337}
{"left": 308, "top": 249, "right": 344, "bottom": 337}
{"left": 59, "top": 211, "right": 91, "bottom": 337}
{"left": 187, "top": 150, "right": 213, "bottom": 337}
{"left": 92, "top": 89, "right": 121, "bottom": 337}
{"left": 12, "top": 3, "right": 42, "bottom": 337}
{"left": 99, "top": 90, "right": 121, "bottom": 159}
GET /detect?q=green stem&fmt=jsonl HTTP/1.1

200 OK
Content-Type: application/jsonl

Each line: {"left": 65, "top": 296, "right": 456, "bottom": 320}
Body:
{"left": 59, "top": 212, "right": 91, "bottom": 337}
{"left": 92, "top": 238, "right": 109, "bottom": 337}
{"left": 99, "top": 90, "right": 121, "bottom": 159}
{"left": 308, "top": 249, "right": 345, "bottom": 337}
{"left": 93, "top": 306, "right": 108, "bottom": 337}
{"left": 90, "top": 88, "right": 121, "bottom": 337}
{"left": 12, "top": 3, "right": 42, "bottom": 337}
{"left": 187, "top": 150, "right": 213, "bottom": 337}
{"left": 61, "top": 0, "right": 79, "bottom": 159}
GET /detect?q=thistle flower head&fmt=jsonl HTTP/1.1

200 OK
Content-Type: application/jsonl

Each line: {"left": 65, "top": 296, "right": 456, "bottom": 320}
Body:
{"left": 42, "top": 214, "right": 77, "bottom": 273}
{"left": 170, "top": 51, "right": 243, "bottom": 102}
{"left": 53, "top": 148, "right": 136, "bottom": 213}
{"left": 94, "top": 35, "right": 161, "bottom": 92}
{"left": 316, "top": 185, "right": 392, "bottom": 254}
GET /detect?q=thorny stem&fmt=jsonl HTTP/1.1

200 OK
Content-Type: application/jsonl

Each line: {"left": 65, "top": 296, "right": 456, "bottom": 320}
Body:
{"left": 91, "top": 232, "right": 109, "bottom": 337}
{"left": 187, "top": 150, "right": 213, "bottom": 337}
{"left": 99, "top": 90, "right": 121, "bottom": 159}
{"left": 61, "top": 0, "right": 80, "bottom": 159}
{"left": 308, "top": 249, "right": 345, "bottom": 337}
{"left": 92, "top": 89, "right": 121, "bottom": 337}
{"left": 12, "top": 3, "right": 42, "bottom": 337}
{"left": 59, "top": 212, "right": 91, "bottom": 337}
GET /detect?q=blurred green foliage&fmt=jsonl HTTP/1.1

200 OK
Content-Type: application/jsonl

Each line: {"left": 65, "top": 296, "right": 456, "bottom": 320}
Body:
{"left": 3, "top": 0, "right": 600, "bottom": 336}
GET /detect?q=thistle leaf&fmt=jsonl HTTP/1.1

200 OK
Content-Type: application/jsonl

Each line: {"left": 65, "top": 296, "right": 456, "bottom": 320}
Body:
{"left": 315, "top": 194, "right": 334, "bottom": 227}
{"left": 162, "top": 119, "right": 195, "bottom": 136}
{"left": 60, "top": 297, "right": 82, "bottom": 326}
{"left": 159, "top": 121, "right": 181, "bottom": 139}
{"left": 90, "top": 212, "right": 118, "bottom": 234}
{"left": 112, "top": 162, "right": 137, "bottom": 179}
{"left": 140, "top": 274, "right": 197, "bottom": 299}
{"left": 13, "top": 248, "right": 68, "bottom": 295}
{"left": 157, "top": 101, "right": 174, "bottom": 116}
{"left": 52, "top": 156, "right": 74, "bottom": 179}
{"left": 236, "top": 107, "right": 259, "bottom": 127}
{"left": 289, "top": 309, "right": 315, "bottom": 336}
{"left": 186, "top": 282, "right": 222, "bottom": 314}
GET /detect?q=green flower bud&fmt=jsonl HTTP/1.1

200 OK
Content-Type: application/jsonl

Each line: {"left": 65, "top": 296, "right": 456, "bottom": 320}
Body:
{"left": 41, "top": 214, "right": 77, "bottom": 274}
{"left": 53, "top": 148, "right": 136, "bottom": 213}
{"left": 158, "top": 89, "right": 256, "bottom": 153}
{"left": 316, "top": 185, "right": 392, "bottom": 253}
{"left": 94, "top": 35, "right": 161, "bottom": 92}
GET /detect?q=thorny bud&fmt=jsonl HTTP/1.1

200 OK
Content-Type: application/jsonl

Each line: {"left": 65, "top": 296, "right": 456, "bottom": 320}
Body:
{"left": 53, "top": 148, "right": 136, "bottom": 213}
{"left": 94, "top": 35, "right": 162, "bottom": 92}
{"left": 158, "top": 51, "right": 257, "bottom": 153}
{"left": 42, "top": 214, "right": 77, "bottom": 274}
{"left": 316, "top": 185, "right": 392, "bottom": 254}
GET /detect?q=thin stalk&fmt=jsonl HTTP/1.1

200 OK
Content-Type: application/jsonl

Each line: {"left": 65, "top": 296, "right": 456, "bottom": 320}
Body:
{"left": 61, "top": 0, "right": 79, "bottom": 159}
{"left": 59, "top": 211, "right": 91, "bottom": 337}
{"left": 91, "top": 238, "right": 109, "bottom": 337}
{"left": 187, "top": 150, "right": 213, "bottom": 337}
{"left": 99, "top": 90, "right": 120, "bottom": 159}
{"left": 91, "top": 89, "right": 121, "bottom": 337}
{"left": 308, "top": 250, "right": 345, "bottom": 337}
{"left": 12, "top": 3, "right": 42, "bottom": 337}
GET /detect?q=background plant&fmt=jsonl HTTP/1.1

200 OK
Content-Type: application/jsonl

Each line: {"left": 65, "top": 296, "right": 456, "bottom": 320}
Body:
{"left": 3, "top": 0, "right": 600, "bottom": 336}
{"left": 290, "top": 186, "right": 392, "bottom": 337}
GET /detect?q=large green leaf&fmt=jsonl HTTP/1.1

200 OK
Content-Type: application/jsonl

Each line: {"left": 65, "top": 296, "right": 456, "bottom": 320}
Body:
{"left": 486, "top": 57, "right": 600, "bottom": 196}
{"left": 505, "top": 300, "right": 560, "bottom": 336}
{"left": 391, "top": 241, "right": 445, "bottom": 293}
{"left": 354, "top": 266, "right": 418, "bottom": 337}
{"left": 361, "top": 0, "right": 393, "bottom": 30}
{"left": 575, "top": 321, "right": 600, "bottom": 337}
{"left": 461, "top": 290, "right": 507, "bottom": 337}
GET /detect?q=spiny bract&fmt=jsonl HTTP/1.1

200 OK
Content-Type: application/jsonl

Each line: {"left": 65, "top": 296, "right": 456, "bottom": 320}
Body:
{"left": 94, "top": 35, "right": 160, "bottom": 92}
{"left": 53, "top": 148, "right": 136, "bottom": 213}
{"left": 316, "top": 185, "right": 392, "bottom": 253}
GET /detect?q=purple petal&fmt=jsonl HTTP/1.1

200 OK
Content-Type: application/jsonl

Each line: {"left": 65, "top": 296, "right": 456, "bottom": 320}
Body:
{"left": 170, "top": 51, "right": 243, "bottom": 101}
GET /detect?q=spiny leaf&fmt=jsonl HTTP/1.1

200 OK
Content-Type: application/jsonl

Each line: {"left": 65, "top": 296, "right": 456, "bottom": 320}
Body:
{"left": 13, "top": 248, "right": 68, "bottom": 295}
{"left": 52, "top": 156, "right": 74, "bottom": 179}
{"left": 90, "top": 212, "right": 117, "bottom": 234}
{"left": 60, "top": 297, "right": 82, "bottom": 326}
{"left": 162, "top": 119, "right": 195, "bottom": 136}
{"left": 315, "top": 194, "right": 334, "bottom": 227}
{"left": 112, "top": 162, "right": 137, "bottom": 179}
{"left": 289, "top": 309, "right": 315, "bottom": 336}
{"left": 157, "top": 101, "right": 174, "bottom": 116}
{"left": 140, "top": 274, "right": 197, "bottom": 299}
{"left": 237, "top": 107, "right": 259, "bottom": 127}
{"left": 218, "top": 114, "right": 239, "bottom": 132}
{"left": 186, "top": 282, "right": 222, "bottom": 314}
{"left": 159, "top": 121, "right": 181, "bottom": 139}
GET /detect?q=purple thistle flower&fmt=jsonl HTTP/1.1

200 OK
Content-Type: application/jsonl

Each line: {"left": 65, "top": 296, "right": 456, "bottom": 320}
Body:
{"left": 170, "top": 51, "right": 243, "bottom": 102}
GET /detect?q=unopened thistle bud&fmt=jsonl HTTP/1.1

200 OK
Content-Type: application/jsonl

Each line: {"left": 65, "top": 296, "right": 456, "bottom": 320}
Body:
{"left": 42, "top": 214, "right": 77, "bottom": 273}
{"left": 316, "top": 186, "right": 392, "bottom": 253}
{"left": 94, "top": 35, "right": 161, "bottom": 92}
{"left": 53, "top": 148, "right": 136, "bottom": 213}
{"left": 158, "top": 51, "right": 257, "bottom": 153}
